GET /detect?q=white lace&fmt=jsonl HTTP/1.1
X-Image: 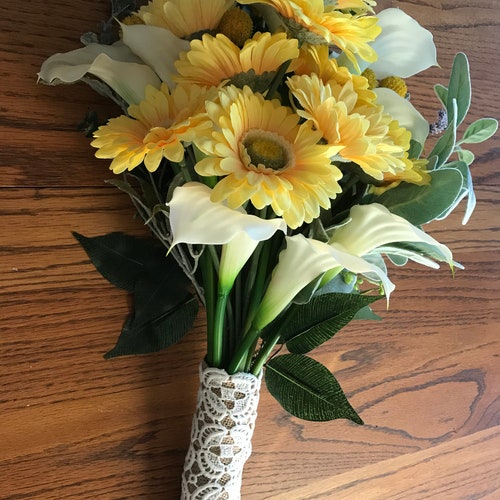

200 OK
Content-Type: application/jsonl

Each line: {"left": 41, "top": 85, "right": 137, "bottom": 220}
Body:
{"left": 181, "top": 363, "right": 262, "bottom": 499}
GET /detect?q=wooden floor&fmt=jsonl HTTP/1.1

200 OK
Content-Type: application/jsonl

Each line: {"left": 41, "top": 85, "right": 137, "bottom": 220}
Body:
{"left": 1, "top": 0, "right": 499, "bottom": 498}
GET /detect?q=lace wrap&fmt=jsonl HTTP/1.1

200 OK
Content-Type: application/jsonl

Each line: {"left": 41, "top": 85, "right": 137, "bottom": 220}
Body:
{"left": 181, "top": 363, "right": 262, "bottom": 500}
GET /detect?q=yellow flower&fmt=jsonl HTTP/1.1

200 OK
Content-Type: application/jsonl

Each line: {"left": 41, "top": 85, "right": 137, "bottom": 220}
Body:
{"left": 290, "top": 44, "right": 376, "bottom": 107}
{"left": 238, "top": 0, "right": 380, "bottom": 69}
{"left": 329, "top": 0, "right": 376, "bottom": 14}
{"left": 194, "top": 85, "right": 342, "bottom": 229}
{"left": 371, "top": 159, "right": 431, "bottom": 195}
{"left": 137, "top": 0, "right": 234, "bottom": 39}
{"left": 174, "top": 32, "right": 299, "bottom": 90}
{"left": 288, "top": 73, "right": 413, "bottom": 180}
{"left": 91, "top": 83, "right": 214, "bottom": 173}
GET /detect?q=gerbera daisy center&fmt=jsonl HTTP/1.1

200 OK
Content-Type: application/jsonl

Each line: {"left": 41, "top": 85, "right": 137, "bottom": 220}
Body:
{"left": 242, "top": 131, "right": 291, "bottom": 171}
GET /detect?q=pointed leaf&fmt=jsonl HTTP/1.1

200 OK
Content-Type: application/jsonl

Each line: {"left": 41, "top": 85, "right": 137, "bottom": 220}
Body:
{"left": 104, "top": 296, "right": 198, "bottom": 358}
{"left": 73, "top": 232, "right": 150, "bottom": 292}
{"left": 282, "top": 293, "right": 381, "bottom": 354}
{"left": 265, "top": 354, "right": 363, "bottom": 423}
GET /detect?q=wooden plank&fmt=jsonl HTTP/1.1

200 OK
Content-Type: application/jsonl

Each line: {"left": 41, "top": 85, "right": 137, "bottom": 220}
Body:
{"left": 268, "top": 427, "right": 500, "bottom": 499}
{"left": 0, "top": 0, "right": 498, "bottom": 498}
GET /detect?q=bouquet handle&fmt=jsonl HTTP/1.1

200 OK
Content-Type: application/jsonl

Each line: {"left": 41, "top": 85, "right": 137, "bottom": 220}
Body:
{"left": 181, "top": 363, "right": 262, "bottom": 499}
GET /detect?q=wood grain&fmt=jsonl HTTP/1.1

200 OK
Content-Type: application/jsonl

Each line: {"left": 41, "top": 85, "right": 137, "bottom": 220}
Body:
{"left": 1, "top": 1, "right": 499, "bottom": 499}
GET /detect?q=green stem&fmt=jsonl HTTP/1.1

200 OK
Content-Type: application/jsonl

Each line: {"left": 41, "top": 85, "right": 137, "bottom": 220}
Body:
{"left": 251, "top": 332, "right": 281, "bottom": 375}
{"left": 200, "top": 249, "right": 216, "bottom": 366}
{"left": 210, "top": 288, "right": 230, "bottom": 368}
{"left": 227, "top": 324, "right": 261, "bottom": 374}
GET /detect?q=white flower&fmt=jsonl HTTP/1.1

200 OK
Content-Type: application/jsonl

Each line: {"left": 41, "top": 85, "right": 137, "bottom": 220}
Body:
{"left": 252, "top": 203, "right": 453, "bottom": 329}
{"left": 119, "top": 23, "right": 190, "bottom": 88}
{"left": 374, "top": 87, "right": 429, "bottom": 145}
{"left": 38, "top": 42, "right": 160, "bottom": 105}
{"left": 369, "top": 8, "right": 438, "bottom": 79}
{"left": 38, "top": 24, "right": 189, "bottom": 105}
{"left": 168, "top": 182, "right": 286, "bottom": 290}
{"left": 337, "top": 8, "right": 437, "bottom": 79}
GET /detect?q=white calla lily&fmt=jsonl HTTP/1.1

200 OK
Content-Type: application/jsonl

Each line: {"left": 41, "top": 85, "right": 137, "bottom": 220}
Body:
{"left": 374, "top": 87, "right": 429, "bottom": 145}
{"left": 120, "top": 23, "right": 190, "bottom": 88}
{"left": 337, "top": 8, "right": 437, "bottom": 79}
{"left": 252, "top": 234, "right": 394, "bottom": 330}
{"left": 168, "top": 182, "right": 286, "bottom": 290}
{"left": 38, "top": 42, "right": 161, "bottom": 105}
{"left": 329, "top": 203, "right": 453, "bottom": 266}
{"left": 369, "top": 8, "right": 438, "bottom": 79}
{"left": 253, "top": 203, "right": 454, "bottom": 330}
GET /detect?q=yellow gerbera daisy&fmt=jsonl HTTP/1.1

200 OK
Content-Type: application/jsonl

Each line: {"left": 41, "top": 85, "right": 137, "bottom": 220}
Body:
{"left": 329, "top": 0, "right": 376, "bottom": 15}
{"left": 174, "top": 32, "right": 299, "bottom": 91}
{"left": 238, "top": 0, "right": 380, "bottom": 69}
{"left": 290, "top": 43, "right": 376, "bottom": 107}
{"left": 371, "top": 159, "right": 431, "bottom": 195}
{"left": 91, "top": 83, "right": 214, "bottom": 173}
{"left": 288, "top": 73, "right": 412, "bottom": 180}
{"left": 194, "top": 85, "right": 342, "bottom": 229}
{"left": 137, "top": 0, "right": 234, "bottom": 39}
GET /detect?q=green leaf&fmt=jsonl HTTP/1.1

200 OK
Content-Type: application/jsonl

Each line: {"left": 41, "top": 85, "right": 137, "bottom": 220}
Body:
{"left": 74, "top": 232, "right": 199, "bottom": 357}
{"left": 457, "top": 148, "right": 475, "bottom": 166}
{"left": 104, "top": 296, "right": 198, "bottom": 358}
{"left": 428, "top": 99, "right": 457, "bottom": 168}
{"left": 374, "top": 168, "right": 464, "bottom": 226}
{"left": 434, "top": 83, "right": 448, "bottom": 108}
{"left": 408, "top": 139, "right": 423, "bottom": 159}
{"left": 73, "top": 232, "right": 152, "bottom": 292}
{"left": 440, "top": 161, "right": 476, "bottom": 224}
{"left": 459, "top": 118, "right": 498, "bottom": 144}
{"left": 265, "top": 354, "right": 363, "bottom": 423}
{"left": 353, "top": 306, "right": 381, "bottom": 321}
{"left": 447, "top": 52, "right": 471, "bottom": 126}
{"left": 281, "top": 292, "right": 381, "bottom": 354}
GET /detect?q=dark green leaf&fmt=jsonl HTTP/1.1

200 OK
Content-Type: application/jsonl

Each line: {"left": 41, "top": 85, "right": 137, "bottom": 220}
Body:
{"left": 73, "top": 232, "right": 152, "bottom": 292}
{"left": 105, "top": 296, "right": 198, "bottom": 358}
{"left": 265, "top": 354, "right": 363, "bottom": 423}
{"left": 74, "top": 232, "right": 198, "bottom": 357}
{"left": 447, "top": 52, "right": 471, "bottom": 126}
{"left": 374, "top": 168, "right": 464, "bottom": 226}
{"left": 282, "top": 292, "right": 381, "bottom": 354}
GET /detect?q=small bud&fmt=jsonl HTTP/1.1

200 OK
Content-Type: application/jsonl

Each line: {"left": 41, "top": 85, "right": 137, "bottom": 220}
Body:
{"left": 361, "top": 68, "right": 378, "bottom": 89}
{"left": 378, "top": 76, "right": 408, "bottom": 98}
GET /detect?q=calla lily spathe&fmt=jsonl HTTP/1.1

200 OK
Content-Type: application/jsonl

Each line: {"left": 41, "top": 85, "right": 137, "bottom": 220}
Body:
{"left": 369, "top": 8, "right": 438, "bottom": 79}
{"left": 339, "top": 8, "right": 438, "bottom": 79}
{"left": 38, "top": 42, "right": 161, "bottom": 105}
{"left": 38, "top": 23, "right": 189, "bottom": 105}
{"left": 120, "top": 23, "right": 190, "bottom": 88}
{"left": 252, "top": 203, "right": 454, "bottom": 330}
{"left": 168, "top": 182, "right": 286, "bottom": 290}
{"left": 375, "top": 87, "right": 429, "bottom": 148}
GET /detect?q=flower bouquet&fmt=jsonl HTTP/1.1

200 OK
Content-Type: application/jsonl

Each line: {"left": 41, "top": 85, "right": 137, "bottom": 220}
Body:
{"left": 38, "top": 0, "right": 497, "bottom": 498}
